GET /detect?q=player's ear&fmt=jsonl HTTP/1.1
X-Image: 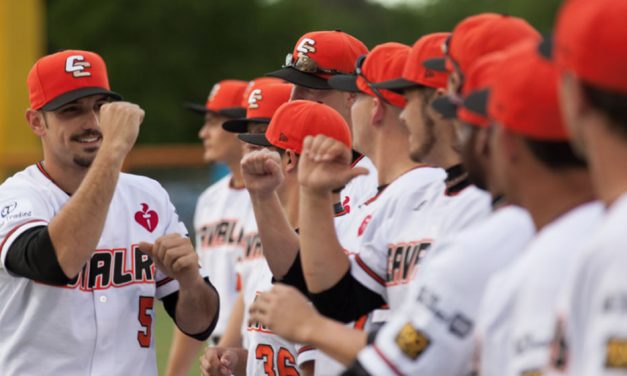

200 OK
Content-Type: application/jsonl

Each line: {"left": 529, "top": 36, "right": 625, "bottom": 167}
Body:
{"left": 284, "top": 149, "right": 299, "bottom": 173}
{"left": 26, "top": 109, "right": 47, "bottom": 136}
{"left": 371, "top": 97, "right": 386, "bottom": 125}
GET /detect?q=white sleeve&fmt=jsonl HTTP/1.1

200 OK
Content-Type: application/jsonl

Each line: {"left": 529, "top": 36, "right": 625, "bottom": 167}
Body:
{"left": 158, "top": 184, "right": 188, "bottom": 237}
{"left": 348, "top": 221, "right": 389, "bottom": 300}
{"left": 0, "top": 189, "right": 53, "bottom": 270}
{"left": 356, "top": 255, "right": 477, "bottom": 375}
{"left": 296, "top": 344, "right": 317, "bottom": 367}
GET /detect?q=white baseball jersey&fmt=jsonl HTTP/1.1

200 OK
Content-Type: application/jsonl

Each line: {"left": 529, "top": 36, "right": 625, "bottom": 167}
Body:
{"left": 0, "top": 163, "right": 201, "bottom": 375}
{"left": 236, "top": 216, "right": 315, "bottom": 375}
{"left": 355, "top": 205, "right": 534, "bottom": 375}
{"left": 548, "top": 193, "right": 627, "bottom": 376}
{"left": 347, "top": 166, "right": 491, "bottom": 310}
{"left": 504, "top": 201, "right": 603, "bottom": 375}
{"left": 194, "top": 174, "right": 254, "bottom": 338}
{"left": 339, "top": 154, "right": 378, "bottom": 214}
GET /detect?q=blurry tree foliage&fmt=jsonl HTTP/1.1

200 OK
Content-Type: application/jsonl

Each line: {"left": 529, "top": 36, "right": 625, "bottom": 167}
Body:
{"left": 46, "top": 0, "right": 561, "bottom": 144}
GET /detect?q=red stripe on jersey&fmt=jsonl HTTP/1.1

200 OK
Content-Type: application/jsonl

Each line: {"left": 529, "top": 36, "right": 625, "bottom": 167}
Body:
{"left": 236, "top": 273, "right": 242, "bottom": 292}
{"left": 0, "top": 219, "right": 47, "bottom": 260}
{"left": 298, "top": 345, "right": 316, "bottom": 354}
{"left": 156, "top": 277, "right": 173, "bottom": 287}
{"left": 373, "top": 344, "right": 404, "bottom": 376}
{"left": 354, "top": 315, "right": 368, "bottom": 330}
{"left": 351, "top": 153, "right": 365, "bottom": 168}
{"left": 355, "top": 254, "right": 385, "bottom": 286}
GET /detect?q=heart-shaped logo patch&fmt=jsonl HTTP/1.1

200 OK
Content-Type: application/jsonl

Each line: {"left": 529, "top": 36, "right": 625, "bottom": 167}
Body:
{"left": 135, "top": 203, "right": 159, "bottom": 233}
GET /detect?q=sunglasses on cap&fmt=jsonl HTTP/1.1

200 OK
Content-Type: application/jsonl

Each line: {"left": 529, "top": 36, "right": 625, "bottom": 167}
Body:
{"left": 355, "top": 54, "right": 391, "bottom": 105}
{"left": 283, "top": 53, "right": 346, "bottom": 76}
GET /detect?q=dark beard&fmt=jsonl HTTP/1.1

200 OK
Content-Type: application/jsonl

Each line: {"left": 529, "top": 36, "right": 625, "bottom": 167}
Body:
{"left": 73, "top": 155, "right": 94, "bottom": 168}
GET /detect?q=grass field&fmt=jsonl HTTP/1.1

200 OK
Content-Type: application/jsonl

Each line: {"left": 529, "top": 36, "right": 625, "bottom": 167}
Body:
{"left": 155, "top": 302, "right": 203, "bottom": 376}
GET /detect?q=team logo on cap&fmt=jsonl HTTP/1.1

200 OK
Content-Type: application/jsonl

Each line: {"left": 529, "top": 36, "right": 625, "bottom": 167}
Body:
{"left": 208, "top": 84, "right": 220, "bottom": 102}
{"left": 65, "top": 55, "right": 92, "bottom": 78}
{"left": 248, "top": 88, "right": 263, "bottom": 109}
{"left": 296, "top": 38, "right": 317, "bottom": 56}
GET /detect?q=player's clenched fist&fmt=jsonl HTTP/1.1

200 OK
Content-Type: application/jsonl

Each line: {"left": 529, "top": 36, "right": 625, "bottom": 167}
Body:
{"left": 99, "top": 101, "right": 144, "bottom": 158}
{"left": 138, "top": 234, "right": 201, "bottom": 289}
{"left": 241, "top": 148, "right": 284, "bottom": 198}
{"left": 200, "top": 347, "right": 240, "bottom": 376}
{"left": 299, "top": 135, "right": 368, "bottom": 195}
{"left": 249, "top": 284, "right": 319, "bottom": 344}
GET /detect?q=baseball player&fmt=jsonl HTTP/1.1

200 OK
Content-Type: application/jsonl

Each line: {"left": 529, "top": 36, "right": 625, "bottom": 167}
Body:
{"left": 294, "top": 40, "right": 489, "bottom": 323}
{"left": 199, "top": 83, "right": 309, "bottom": 376}
{"left": 544, "top": 0, "right": 627, "bottom": 374}
{"left": 474, "top": 40, "right": 602, "bottom": 376}
{"left": 0, "top": 50, "right": 219, "bottom": 375}
{"left": 166, "top": 79, "right": 248, "bottom": 376}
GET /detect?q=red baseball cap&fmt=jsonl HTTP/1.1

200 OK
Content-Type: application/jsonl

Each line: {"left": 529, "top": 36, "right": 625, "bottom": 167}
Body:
{"left": 186, "top": 79, "right": 248, "bottom": 118}
{"left": 457, "top": 51, "right": 507, "bottom": 127}
{"left": 424, "top": 13, "right": 540, "bottom": 79}
{"left": 328, "top": 42, "right": 410, "bottom": 108}
{"left": 240, "top": 77, "right": 285, "bottom": 108}
{"left": 488, "top": 41, "right": 567, "bottom": 141}
{"left": 27, "top": 50, "right": 121, "bottom": 111}
{"left": 238, "top": 100, "right": 352, "bottom": 154}
{"left": 223, "top": 83, "right": 293, "bottom": 133}
{"left": 266, "top": 30, "right": 368, "bottom": 90}
{"left": 555, "top": 0, "right": 627, "bottom": 94}
{"left": 373, "top": 33, "right": 450, "bottom": 93}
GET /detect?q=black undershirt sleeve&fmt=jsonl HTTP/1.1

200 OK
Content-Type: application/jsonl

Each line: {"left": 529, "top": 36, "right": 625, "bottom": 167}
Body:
{"left": 162, "top": 276, "right": 220, "bottom": 341}
{"left": 4, "top": 225, "right": 71, "bottom": 285}
{"left": 272, "top": 252, "right": 309, "bottom": 296}
{"left": 309, "top": 270, "right": 386, "bottom": 323}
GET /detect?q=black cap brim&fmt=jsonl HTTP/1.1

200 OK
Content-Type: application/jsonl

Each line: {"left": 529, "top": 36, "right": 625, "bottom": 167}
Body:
{"left": 432, "top": 96, "right": 458, "bottom": 119}
{"left": 372, "top": 78, "right": 422, "bottom": 94}
{"left": 41, "top": 87, "right": 122, "bottom": 111}
{"left": 538, "top": 34, "right": 553, "bottom": 60}
{"left": 223, "top": 118, "right": 270, "bottom": 133}
{"left": 184, "top": 103, "right": 245, "bottom": 119}
{"left": 463, "top": 89, "right": 490, "bottom": 116}
{"left": 423, "top": 58, "right": 447, "bottom": 73}
{"left": 266, "top": 67, "right": 330, "bottom": 90}
{"left": 237, "top": 133, "right": 272, "bottom": 147}
{"left": 327, "top": 74, "right": 360, "bottom": 93}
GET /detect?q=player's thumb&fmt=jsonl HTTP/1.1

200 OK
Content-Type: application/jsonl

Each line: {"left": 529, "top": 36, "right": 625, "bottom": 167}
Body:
{"left": 346, "top": 167, "right": 369, "bottom": 181}
{"left": 220, "top": 350, "right": 238, "bottom": 372}
{"left": 137, "top": 242, "right": 154, "bottom": 256}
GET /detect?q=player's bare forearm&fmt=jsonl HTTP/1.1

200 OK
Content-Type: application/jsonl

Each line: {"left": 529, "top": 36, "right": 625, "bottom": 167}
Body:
{"left": 217, "top": 292, "right": 244, "bottom": 348}
{"left": 165, "top": 327, "right": 205, "bottom": 376}
{"left": 48, "top": 148, "right": 125, "bottom": 278}
{"left": 175, "top": 276, "right": 220, "bottom": 335}
{"left": 304, "top": 312, "right": 367, "bottom": 366}
{"left": 299, "top": 188, "right": 349, "bottom": 293}
{"left": 249, "top": 191, "right": 300, "bottom": 279}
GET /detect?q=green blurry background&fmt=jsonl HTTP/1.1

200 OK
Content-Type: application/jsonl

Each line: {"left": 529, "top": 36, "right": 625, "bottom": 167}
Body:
{"left": 3, "top": 0, "right": 563, "bottom": 375}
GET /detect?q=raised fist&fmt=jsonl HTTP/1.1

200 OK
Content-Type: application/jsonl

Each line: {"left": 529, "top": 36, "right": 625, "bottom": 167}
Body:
{"left": 241, "top": 148, "right": 285, "bottom": 198}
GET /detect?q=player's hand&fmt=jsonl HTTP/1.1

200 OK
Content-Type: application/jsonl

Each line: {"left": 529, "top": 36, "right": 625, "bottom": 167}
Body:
{"left": 299, "top": 135, "right": 368, "bottom": 195}
{"left": 200, "top": 346, "right": 239, "bottom": 376}
{"left": 249, "top": 284, "right": 319, "bottom": 344}
{"left": 138, "top": 234, "right": 201, "bottom": 290}
{"left": 241, "top": 148, "right": 284, "bottom": 199}
{"left": 99, "top": 101, "right": 144, "bottom": 159}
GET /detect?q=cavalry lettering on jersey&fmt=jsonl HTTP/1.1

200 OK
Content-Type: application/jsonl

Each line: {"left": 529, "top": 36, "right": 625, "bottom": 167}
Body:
{"left": 64, "top": 246, "right": 155, "bottom": 291}
{"left": 198, "top": 219, "right": 245, "bottom": 249}
{"left": 386, "top": 240, "right": 432, "bottom": 286}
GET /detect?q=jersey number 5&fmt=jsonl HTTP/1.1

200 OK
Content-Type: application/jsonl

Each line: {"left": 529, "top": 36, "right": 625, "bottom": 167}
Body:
{"left": 137, "top": 296, "right": 154, "bottom": 348}
{"left": 255, "top": 344, "right": 299, "bottom": 376}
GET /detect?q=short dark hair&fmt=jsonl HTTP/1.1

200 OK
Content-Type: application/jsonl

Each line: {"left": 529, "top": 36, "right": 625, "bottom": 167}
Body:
{"left": 524, "top": 138, "right": 587, "bottom": 170}
{"left": 581, "top": 81, "right": 627, "bottom": 139}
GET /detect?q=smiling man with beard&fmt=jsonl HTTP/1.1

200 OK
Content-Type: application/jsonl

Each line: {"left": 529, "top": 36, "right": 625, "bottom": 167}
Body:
{"left": 0, "top": 50, "right": 219, "bottom": 375}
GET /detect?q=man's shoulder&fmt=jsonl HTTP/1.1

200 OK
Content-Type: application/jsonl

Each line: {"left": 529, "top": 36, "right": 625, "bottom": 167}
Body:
{"left": 118, "top": 172, "right": 168, "bottom": 197}
{"left": 197, "top": 175, "right": 234, "bottom": 201}
{"left": 0, "top": 165, "right": 48, "bottom": 197}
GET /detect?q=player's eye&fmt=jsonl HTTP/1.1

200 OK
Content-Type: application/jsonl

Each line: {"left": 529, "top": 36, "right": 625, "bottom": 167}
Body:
{"left": 60, "top": 105, "right": 80, "bottom": 114}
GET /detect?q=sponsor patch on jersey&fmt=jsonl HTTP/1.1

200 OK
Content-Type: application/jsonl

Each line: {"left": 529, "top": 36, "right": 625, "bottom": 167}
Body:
{"left": 134, "top": 203, "right": 159, "bottom": 232}
{"left": 605, "top": 338, "right": 627, "bottom": 369}
{"left": 0, "top": 199, "right": 33, "bottom": 226}
{"left": 395, "top": 323, "right": 430, "bottom": 359}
